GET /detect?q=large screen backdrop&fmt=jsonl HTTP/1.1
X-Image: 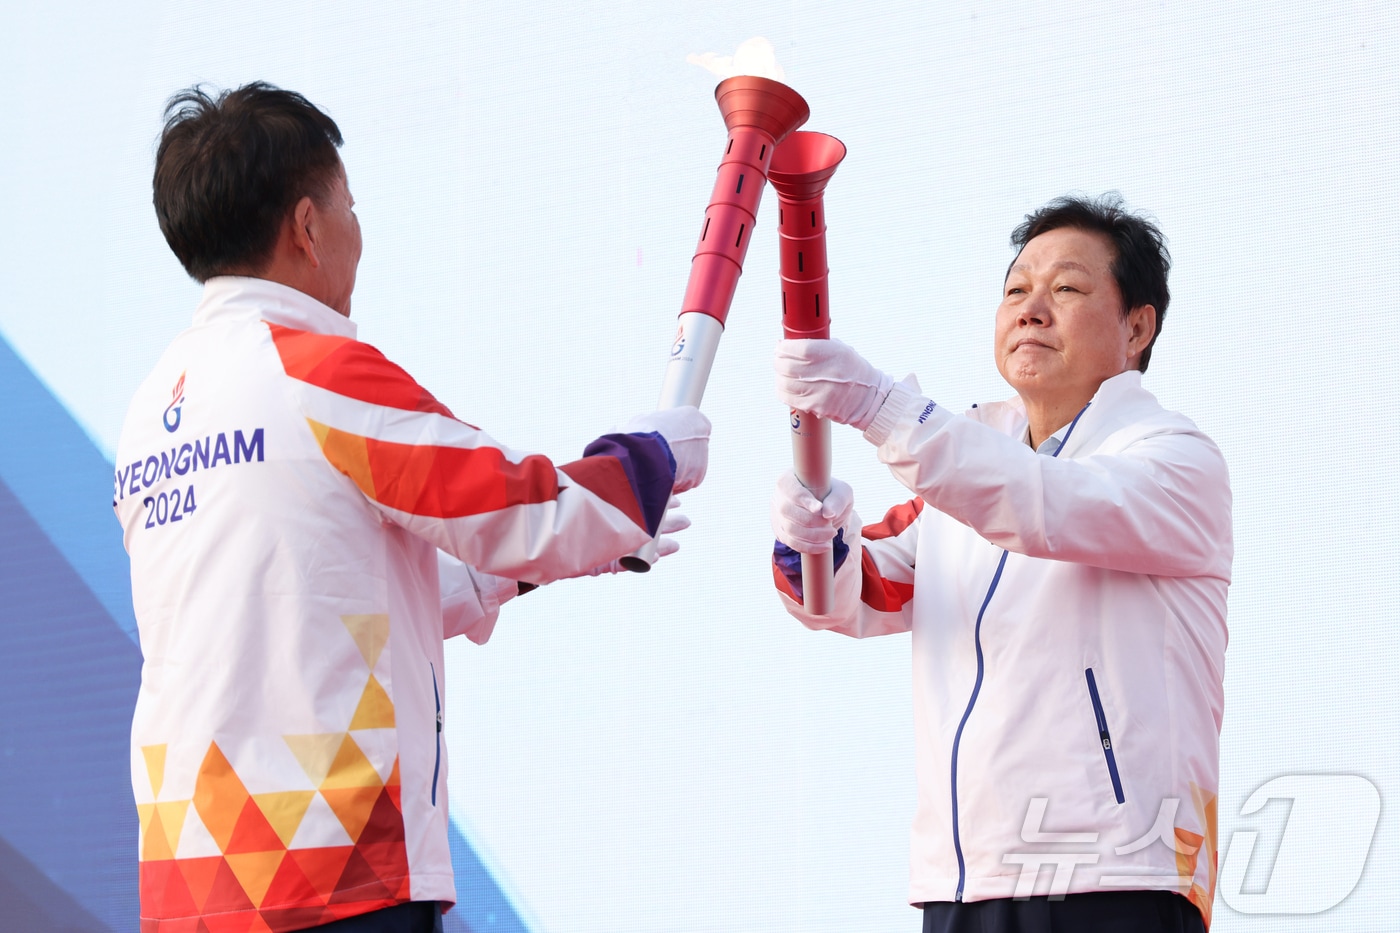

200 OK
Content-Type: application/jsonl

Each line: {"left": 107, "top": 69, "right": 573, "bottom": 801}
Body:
{"left": 1, "top": 2, "right": 1396, "bottom": 931}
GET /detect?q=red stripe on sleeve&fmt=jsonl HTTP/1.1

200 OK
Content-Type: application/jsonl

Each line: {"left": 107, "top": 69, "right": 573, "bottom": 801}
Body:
{"left": 362, "top": 437, "right": 560, "bottom": 518}
{"left": 558, "top": 457, "right": 648, "bottom": 532}
{"left": 862, "top": 497, "right": 924, "bottom": 541}
{"left": 268, "top": 323, "right": 457, "bottom": 419}
{"left": 859, "top": 551, "right": 915, "bottom": 612}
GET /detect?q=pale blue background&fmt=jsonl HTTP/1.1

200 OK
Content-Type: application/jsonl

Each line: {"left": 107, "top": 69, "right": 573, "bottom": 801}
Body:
{"left": 1, "top": 2, "right": 1396, "bottom": 930}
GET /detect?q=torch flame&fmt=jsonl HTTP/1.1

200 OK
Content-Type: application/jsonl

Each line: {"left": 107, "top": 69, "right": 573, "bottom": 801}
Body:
{"left": 686, "top": 37, "right": 786, "bottom": 82}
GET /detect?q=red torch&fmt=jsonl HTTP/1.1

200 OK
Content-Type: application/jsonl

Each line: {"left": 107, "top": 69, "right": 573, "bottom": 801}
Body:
{"left": 622, "top": 76, "right": 809, "bottom": 571}
{"left": 768, "top": 131, "right": 847, "bottom": 613}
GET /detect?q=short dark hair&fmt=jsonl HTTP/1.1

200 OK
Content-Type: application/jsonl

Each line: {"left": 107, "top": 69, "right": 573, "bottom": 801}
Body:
{"left": 153, "top": 82, "right": 344, "bottom": 282}
{"left": 1009, "top": 193, "right": 1171, "bottom": 372}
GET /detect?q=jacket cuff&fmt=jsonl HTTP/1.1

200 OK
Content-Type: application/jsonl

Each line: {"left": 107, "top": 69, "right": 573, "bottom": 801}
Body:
{"left": 862, "top": 375, "right": 925, "bottom": 446}
{"left": 479, "top": 571, "right": 520, "bottom": 614}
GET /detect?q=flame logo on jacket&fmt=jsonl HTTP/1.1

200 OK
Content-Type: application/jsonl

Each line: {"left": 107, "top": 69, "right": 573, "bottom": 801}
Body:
{"left": 163, "top": 372, "right": 186, "bottom": 433}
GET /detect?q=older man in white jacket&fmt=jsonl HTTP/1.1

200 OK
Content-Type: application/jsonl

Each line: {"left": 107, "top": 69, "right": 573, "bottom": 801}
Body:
{"left": 771, "top": 195, "right": 1231, "bottom": 933}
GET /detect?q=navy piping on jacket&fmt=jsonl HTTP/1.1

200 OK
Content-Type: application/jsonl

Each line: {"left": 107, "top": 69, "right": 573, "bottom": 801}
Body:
{"left": 950, "top": 402, "right": 1089, "bottom": 902}
{"left": 431, "top": 662, "right": 443, "bottom": 807}
{"left": 1085, "top": 667, "right": 1126, "bottom": 804}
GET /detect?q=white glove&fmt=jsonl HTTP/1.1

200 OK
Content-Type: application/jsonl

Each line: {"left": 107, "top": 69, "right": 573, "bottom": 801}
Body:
{"left": 775, "top": 338, "right": 894, "bottom": 431}
{"left": 572, "top": 497, "right": 691, "bottom": 576}
{"left": 771, "top": 470, "right": 854, "bottom": 554}
{"left": 622, "top": 406, "right": 711, "bottom": 493}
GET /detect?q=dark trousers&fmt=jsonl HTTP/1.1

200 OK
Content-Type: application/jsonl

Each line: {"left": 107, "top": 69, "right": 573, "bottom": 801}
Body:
{"left": 299, "top": 901, "right": 444, "bottom": 933}
{"left": 921, "top": 890, "right": 1205, "bottom": 933}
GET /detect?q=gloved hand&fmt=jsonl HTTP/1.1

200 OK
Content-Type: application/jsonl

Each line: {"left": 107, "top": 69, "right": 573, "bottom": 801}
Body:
{"left": 771, "top": 470, "right": 854, "bottom": 554}
{"left": 572, "top": 497, "right": 691, "bottom": 576}
{"left": 622, "top": 406, "right": 711, "bottom": 492}
{"left": 775, "top": 338, "right": 894, "bottom": 431}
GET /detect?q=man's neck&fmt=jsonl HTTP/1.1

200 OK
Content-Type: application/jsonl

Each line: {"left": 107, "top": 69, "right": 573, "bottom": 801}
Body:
{"left": 1022, "top": 395, "right": 1092, "bottom": 450}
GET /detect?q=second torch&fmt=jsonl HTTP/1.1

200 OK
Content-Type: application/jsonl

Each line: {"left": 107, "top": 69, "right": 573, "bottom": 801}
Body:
{"left": 769, "top": 131, "right": 847, "bottom": 615}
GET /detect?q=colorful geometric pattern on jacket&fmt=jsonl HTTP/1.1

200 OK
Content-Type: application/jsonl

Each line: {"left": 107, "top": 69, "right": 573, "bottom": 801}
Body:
{"left": 268, "top": 324, "right": 670, "bottom": 536}
{"left": 137, "top": 615, "right": 407, "bottom": 933}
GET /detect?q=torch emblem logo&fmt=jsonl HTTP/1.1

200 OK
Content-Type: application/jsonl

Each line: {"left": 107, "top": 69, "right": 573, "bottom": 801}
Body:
{"left": 790, "top": 409, "right": 801, "bottom": 430}
{"left": 163, "top": 371, "right": 186, "bottom": 433}
{"left": 670, "top": 325, "right": 686, "bottom": 358}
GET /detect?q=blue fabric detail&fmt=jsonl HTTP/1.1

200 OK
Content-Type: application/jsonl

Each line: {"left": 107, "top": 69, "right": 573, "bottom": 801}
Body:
{"left": 583, "top": 431, "right": 676, "bottom": 537}
{"left": 773, "top": 529, "right": 849, "bottom": 601}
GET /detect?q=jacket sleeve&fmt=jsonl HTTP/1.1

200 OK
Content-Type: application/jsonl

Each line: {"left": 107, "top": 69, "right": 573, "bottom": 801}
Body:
{"left": 266, "top": 323, "right": 675, "bottom": 584}
{"left": 864, "top": 381, "right": 1233, "bottom": 580}
{"left": 438, "top": 550, "right": 519, "bottom": 645}
{"left": 774, "top": 498, "right": 923, "bottom": 638}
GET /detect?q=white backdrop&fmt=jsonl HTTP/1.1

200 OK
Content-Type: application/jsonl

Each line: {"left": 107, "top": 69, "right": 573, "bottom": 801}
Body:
{"left": 2, "top": 1, "right": 1397, "bottom": 930}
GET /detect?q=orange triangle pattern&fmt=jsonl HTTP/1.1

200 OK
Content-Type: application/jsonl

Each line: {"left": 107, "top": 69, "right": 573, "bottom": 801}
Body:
{"left": 307, "top": 419, "right": 375, "bottom": 499}
{"left": 225, "top": 798, "right": 285, "bottom": 855}
{"left": 320, "top": 786, "right": 382, "bottom": 843}
{"left": 340, "top": 614, "right": 390, "bottom": 670}
{"left": 251, "top": 791, "right": 316, "bottom": 848}
{"left": 282, "top": 733, "right": 344, "bottom": 788}
{"left": 193, "top": 743, "right": 251, "bottom": 852}
{"left": 320, "top": 735, "right": 382, "bottom": 791}
{"left": 348, "top": 675, "right": 396, "bottom": 730}
{"left": 157, "top": 801, "right": 191, "bottom": 857}
{"left": 139, "top": 739, "right": 414, "bottom": 929}
{"left": 225, "top": 851, "right": 287, "bottom": 908}
{"left": 144, "top": 809, "right": 174, "bottom": 862}
{"left": 143, "top": 744, "right": 168, "bottom": 799}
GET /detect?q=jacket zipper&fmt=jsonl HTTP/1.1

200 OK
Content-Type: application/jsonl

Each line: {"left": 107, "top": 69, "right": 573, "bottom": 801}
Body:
{"left": 950, "top": 549, "right": 1008, "bottom": 901}
{"left": 949, "top": 402, "right": 1091, "bottom": 901}
{"left": 1084, "top": 668, "right": 1125, "bottom": 804}
{"left": 430, "top": 662, "right": 443, "bottom": 807}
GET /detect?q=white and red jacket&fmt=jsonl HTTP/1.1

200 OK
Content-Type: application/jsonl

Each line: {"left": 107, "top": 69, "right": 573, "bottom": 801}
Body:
{"left": 774, "top": 372, "right": 1232, "bottom": 927}
{"left": 115, "top": 277, "right": 675, "bottom": 933}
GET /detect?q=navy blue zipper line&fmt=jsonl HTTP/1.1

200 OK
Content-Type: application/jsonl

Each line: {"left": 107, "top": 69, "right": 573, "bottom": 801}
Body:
{"left": 431, "top": 662, "right": 443, "bottom": 807}
{"left": 949, "top": 548, "right": 1007, "bottom": 901}
{"left": 948, "top": 401, "right": 1090, "bottom": 901}
{"left": 1084, "top": 668, "right": 1126, "bottom": 804}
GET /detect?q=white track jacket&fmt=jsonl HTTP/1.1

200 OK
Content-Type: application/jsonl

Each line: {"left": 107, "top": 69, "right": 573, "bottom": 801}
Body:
{"left": 774, "top": 372, "right": 1232, "bottom": 927}
{"left": 115, "top": 277, "right": 676, "bottom": 932}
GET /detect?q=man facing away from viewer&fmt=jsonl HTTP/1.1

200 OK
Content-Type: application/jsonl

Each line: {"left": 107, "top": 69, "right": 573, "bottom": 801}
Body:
{"left": 771, "top": 195, "right": 1231, "bottom": 933}
{"left": 115, "top": 82, "right": 709, "bottom": 933}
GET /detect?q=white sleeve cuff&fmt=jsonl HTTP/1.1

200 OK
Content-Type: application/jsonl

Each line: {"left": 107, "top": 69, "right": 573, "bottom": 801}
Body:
{"left": 862, "top": 374, "right": 925, "bottom": 446}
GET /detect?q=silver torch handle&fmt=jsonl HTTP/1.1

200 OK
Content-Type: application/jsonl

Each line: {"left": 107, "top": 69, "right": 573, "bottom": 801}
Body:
{"left": 790, "top": 409, "right": 835, "bottom": 612}
{"left": 619, "top": 312, "right": 724, "bottom": 571}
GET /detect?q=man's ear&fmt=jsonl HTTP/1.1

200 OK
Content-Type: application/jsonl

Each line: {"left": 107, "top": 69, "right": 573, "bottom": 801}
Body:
{"left": 287, "top": 196, "right": 320, "bottom": 269}
{"left": 1126, "top": 304, "right": 1156, "bottom": 360}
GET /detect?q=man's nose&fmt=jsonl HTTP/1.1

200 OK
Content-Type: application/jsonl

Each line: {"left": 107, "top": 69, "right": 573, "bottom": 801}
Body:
{"left": 1018, "top": 292, "right": 1049, "bottom": 326}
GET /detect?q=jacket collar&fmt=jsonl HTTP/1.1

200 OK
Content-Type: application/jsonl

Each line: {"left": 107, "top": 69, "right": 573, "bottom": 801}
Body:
{"left": 974, "top": 370, "right": 1149, "bottom": 454}
{"left": 193, "top": 276, "right": 358, "bottom": 339}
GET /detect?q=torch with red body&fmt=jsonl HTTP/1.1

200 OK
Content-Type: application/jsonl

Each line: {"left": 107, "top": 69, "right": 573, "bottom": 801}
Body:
{"left": 622, "top": 76, "right": 809, "bottom": 571}
{"left": 769, "top": 132, "right": 847, "bottom": 613}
